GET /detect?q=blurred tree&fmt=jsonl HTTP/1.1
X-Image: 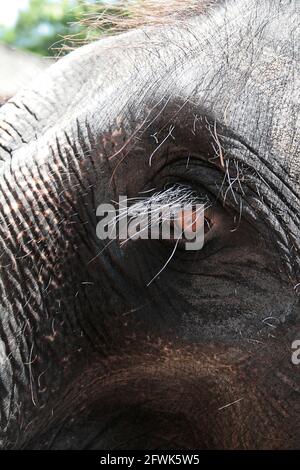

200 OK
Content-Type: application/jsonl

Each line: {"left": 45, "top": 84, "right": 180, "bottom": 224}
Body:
{"left": 0, "top": 0, "right": 106, "bottom": 56}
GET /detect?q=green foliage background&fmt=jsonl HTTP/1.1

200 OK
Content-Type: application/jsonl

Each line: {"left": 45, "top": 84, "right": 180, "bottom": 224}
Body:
{"left": 0, "top": 0, "right": 108, "bottom": 56}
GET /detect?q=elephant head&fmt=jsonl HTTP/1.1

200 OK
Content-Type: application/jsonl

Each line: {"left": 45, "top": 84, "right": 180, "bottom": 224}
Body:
{"left": 0, "top": 0, "right": 299, "bottom": 449}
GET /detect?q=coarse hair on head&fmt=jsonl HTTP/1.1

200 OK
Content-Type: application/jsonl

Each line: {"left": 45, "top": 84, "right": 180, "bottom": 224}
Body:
{"left": 62, "top": 0, "right": 218, "bottom": 51}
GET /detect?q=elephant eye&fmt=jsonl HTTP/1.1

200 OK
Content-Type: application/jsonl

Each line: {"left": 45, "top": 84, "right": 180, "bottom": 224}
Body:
{"left": 117, "top": 184, "right": 214, "bottom": 250}
{"left": 170, "top": 207, "right": 213, "bottom": 239}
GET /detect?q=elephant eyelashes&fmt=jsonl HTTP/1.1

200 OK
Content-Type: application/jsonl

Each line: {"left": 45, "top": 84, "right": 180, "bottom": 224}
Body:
{"left": 112, "top": 184, "right": 213, "bottom": 248}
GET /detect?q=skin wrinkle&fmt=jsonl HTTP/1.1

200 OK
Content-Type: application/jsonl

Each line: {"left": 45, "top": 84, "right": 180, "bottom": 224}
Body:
{"left": 0, "top": 111, "right": 146, "bottom": 446}
{"left": 226, "top": 159, "right": 299, "bottom": 277}
{"left": 0, "top": 0, "right": 298, "bottom": 450}
{"left": 224, "top": 141, "right": 300, "bottom": 277}
{"left": 0, "top": 134, "right": 101, "bottom": 441}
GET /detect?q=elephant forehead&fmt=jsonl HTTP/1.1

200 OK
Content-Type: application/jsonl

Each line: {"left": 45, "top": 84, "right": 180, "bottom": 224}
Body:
{"left": 0, "top": 0, "right": 298, "bottom": 174}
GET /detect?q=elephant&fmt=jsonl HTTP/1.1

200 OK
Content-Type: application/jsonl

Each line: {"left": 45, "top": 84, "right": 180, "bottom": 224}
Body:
{"left": 0, "top": 0, "right": 299, "bottom": 450}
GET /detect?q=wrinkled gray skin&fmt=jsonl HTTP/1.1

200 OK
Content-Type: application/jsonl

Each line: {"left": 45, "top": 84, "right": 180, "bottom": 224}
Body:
{"left": 0, "top": 0, "right": 299, "bottom": 449}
